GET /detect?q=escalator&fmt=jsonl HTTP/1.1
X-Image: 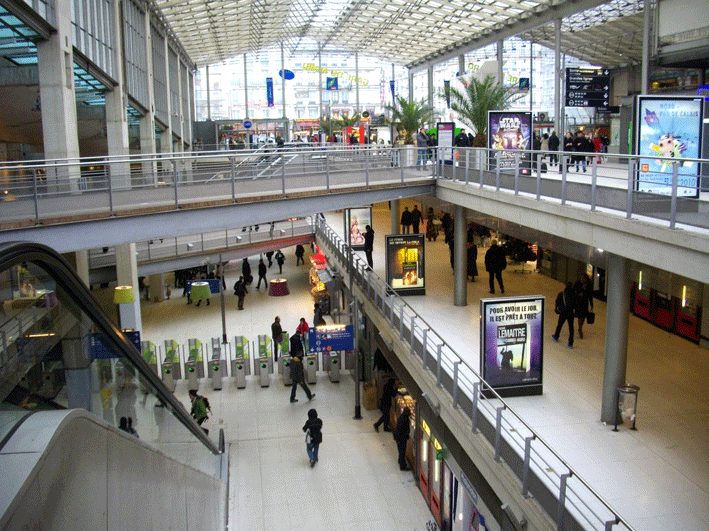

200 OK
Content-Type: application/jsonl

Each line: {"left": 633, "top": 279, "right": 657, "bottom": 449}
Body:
{"left": 0, "top": 242, "right": 226, "bottom": 530}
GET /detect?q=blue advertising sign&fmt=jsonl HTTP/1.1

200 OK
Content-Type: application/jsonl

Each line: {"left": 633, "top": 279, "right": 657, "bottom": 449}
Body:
{"left": 326, "top": 77, "right": 338, "bottom": 91}
{"left": 89, "top": 331, "right": 141, "bottom": 359}
{"left": 308, "top": 325, "right": 353, "bottom": 353}
{"left": 390, "top": 80, "right": 396, "bottom": 106}
{"left": 243, "top": 120, "right": 252, "bottom": 129}
{"left": 279, "top": 69, "right": 295, "bottom": 80}
{"left": 266, "top": 77, "right": 274, "bottom": 107}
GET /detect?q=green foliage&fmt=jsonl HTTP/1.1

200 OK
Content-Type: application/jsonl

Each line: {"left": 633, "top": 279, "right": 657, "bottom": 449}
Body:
{"left": 441, "top": 74, "right": 521, "bottom": 146}
{"left": 340, "top": 113, "right": 360, "bottom": 127}
{"left": 318, "top": 113, "right": 361, "bottom": 136}
{"left": 385, "top": 95, "right": 433, "bottom": 144}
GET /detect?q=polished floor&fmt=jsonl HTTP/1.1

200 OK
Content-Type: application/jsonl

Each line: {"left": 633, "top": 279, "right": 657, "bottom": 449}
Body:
{"left": 140, "top": 203, "right": 709, "bottom": 531}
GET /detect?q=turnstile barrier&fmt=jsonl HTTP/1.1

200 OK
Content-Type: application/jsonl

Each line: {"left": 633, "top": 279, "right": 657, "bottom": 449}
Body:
{"left": 185, "top": 338, "right": 205, "bottom": 390}
{"left": 210, "top": 338, "right": 227, "bottom": 390}
{"left": 231, "top": 336, "right": 251, "bottom": 389}
{"left": 280, "top": 355, "right": 293, "bottom": 385}
{"left": 162, "top": 339, "right": 181, "bottom": 393}
{"left": 304, "top": 355, "right": 317, "bottom": 385}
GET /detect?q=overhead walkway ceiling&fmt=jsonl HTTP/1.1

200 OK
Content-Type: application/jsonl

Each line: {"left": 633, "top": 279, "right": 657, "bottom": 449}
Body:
{"left": 154, "top": 0, "right": 647, "bottom": 69}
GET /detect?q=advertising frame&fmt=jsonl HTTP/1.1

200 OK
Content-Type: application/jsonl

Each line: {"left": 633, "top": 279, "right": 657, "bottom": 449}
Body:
{"left": 344, "top": 207, "right": 372, "bottom": 250}
{"left": 487, "top": 111, "right": 533, "bottom": 173}
{"left": 480, "top": 295, "right": 544, "bottom": 397}
{"left": 635, "top": 95, "right": 703, "bottom": 198}
{"left": 437, "top": 122, "right": 455, "bottom": 166}
{"left": 385, "top": 234, "right": 426, "bottom": 296}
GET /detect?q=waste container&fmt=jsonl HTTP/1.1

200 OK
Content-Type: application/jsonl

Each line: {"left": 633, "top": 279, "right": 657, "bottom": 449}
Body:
{"left": 281, "top": 355, "right": 293, "bottom": 385}
{"left": 613, "top": 384, "right": 640, "bottom": 431}
{"left": 304, "top": 354, "right": 317, "bottom": 385}
{"left": 210, "top": 338, "right": 226, "bottom": 391}
{"left": 185, "top": 338, "right": 205, "bottom": 390}
{"left": 162, "top": 340, "right": 181, "bottom": 393}
{"left": 231, "top": 336, "right": 250, "bottom": 389}
{"left": 326, "top": 351, "right": 340, "bottom": 383}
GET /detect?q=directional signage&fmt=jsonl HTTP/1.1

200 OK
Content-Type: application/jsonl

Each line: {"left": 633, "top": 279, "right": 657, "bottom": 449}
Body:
{"left": 308, "top": 325, "right": 354, "bottom": 353}
{"left": 565, "top": 67, "right": 610, "bottom": 108}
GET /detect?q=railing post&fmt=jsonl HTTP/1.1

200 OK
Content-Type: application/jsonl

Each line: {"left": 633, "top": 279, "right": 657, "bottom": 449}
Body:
{"left": 591, "top": 157, "right": 598, "bottom": 211}
{"left": 436, "top": 343, "right": 442, "bottom": 387}
{"left": 173, "top": 162, "right": 179, "bottom": 209}
{"left": 400, "top": 148, "right": 405, "bottom": 183}
{"left": 494, "top": 405, "right": 505, "bottom": 462}
{"left": 365, "top": 146, "right": 370, "bottom": 188}
{"left": 231, "top": 156, "right": 236, "bottom": 202}
{"left": 108, "top": 165, "right": 114, "bottom": 215}
{"left": 465, "top": 149, "right": 470, "bottom": 185}
{"left": 626, "top": 159, "right": 635, "bottom": 220}
{"left": 421, "top": 329, "right": 429, "bottom": 369}
{"left": 326, "top": 151, "right": 330, "bottom": 191}
{"left": 452, "top": 150, "right": 457, "bottom": 182}
{"left": 380, "top": 283, "right": 387, "bottom": 312}
{"left": 479, "top": 149, "right": 484, "bottom": 187}
{"left": 281, "top": 152, "right": 286, "bottom": 197}
{"left": 399, "top": 304, "right": 405, "bottom": 340}
{"left": 495, "top": 151, "right": 501, "bottom": 191}
{"left": 561, "top": 157, "right": 568, "bottom": 205}
{"left": 32, "top": 168, "right": 39, "bottom": 223}
{"left": 409, "top": 316, "right": 416, "bottom": 354}
{"left": 452, "top": 361, "right": 461, "bottom": 408}
{"left": 670, "top": 161, "right": 679, "bottom": 229}
{"left": 514, "top": 152, "right": 520, "bottom": 195}
{"left": 389, "top": 294, "right": 395, "bottom": 323}
{"left": 522, "top": 435, "right": 535, "bottom": 497}
{"left": 557, "top": 472, "right": 572, "bottom": 530}
{"left": 471, "top": 382, "right": 480, "bottom": 433}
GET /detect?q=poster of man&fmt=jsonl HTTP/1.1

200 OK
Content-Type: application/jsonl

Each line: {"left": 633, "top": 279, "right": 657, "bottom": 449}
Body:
{"left": 488, "top": 111, "right": 533, "bottom": 172}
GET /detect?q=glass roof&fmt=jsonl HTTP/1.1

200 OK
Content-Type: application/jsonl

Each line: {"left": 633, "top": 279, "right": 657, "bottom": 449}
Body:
{"left": 154, "top": 0, "right": 647, "bottom": 69}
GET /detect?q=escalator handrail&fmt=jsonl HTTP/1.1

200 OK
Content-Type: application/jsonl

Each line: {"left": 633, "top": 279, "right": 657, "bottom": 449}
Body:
{"left": 0, "top": 241, "right": 220, "bottom": 455}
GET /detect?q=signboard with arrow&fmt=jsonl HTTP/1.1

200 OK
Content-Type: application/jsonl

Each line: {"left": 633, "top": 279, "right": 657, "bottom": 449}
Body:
{"left": 565, "top": 67, "right": 610, "bottom": 108}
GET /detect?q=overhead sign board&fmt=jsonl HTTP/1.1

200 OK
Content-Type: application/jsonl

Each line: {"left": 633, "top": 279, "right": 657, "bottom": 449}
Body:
{"left": 565, "top": 68, "right": 610, "bottom": 108}
{"left": 308, "top": 325, "right": 354, "bottom": 353}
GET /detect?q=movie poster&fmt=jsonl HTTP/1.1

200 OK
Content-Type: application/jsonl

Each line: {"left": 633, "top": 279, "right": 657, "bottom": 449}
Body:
{"left": 385, "top": 234, "right": 425, "bottom": 296}
{"left": 480, "top": 296, "right": 544, "bottom": 396}
{"left": 636, "top": 96, "right": 703, "bottom": 197}
{"left": 344, "top": 207, "right": 371, "bottom": 250}
{"left": 487, "top": 111, "right": 533, "bottom": 172}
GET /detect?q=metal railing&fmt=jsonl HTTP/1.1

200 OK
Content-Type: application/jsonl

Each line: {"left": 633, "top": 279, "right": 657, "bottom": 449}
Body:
{"left": 316, "top": 219, "right": 636, "bottom": 531}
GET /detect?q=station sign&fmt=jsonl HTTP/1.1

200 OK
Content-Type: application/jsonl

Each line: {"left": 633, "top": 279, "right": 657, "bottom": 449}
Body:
{"left": 565, "top": 67, "right": 610, "bottom": 108}
{"left": 308, "top": 324, "right": 354, "bottom": 353}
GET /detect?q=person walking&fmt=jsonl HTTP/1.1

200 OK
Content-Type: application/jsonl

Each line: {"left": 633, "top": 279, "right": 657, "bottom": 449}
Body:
{"left": 393, "top": 406, "right": 411, "bottom": 471}
{"left": 275, "top": 250, "right": 285, "bottom": 274}
{"left": 289, "top": 330, "right": 314, "bottom": 403}
{"left": 233, "top": 275, "right": 247, "bottom": 310}
{"left": 271, "top": 316, "right": 283, "bottom": 361}
{"left": 189, "top": 389, "right": 209, "bottom": 435}
{"left": 573, "top": 131, "right": 588, "bottom": 172}
{"left": 552, "top": 282, "right": 578, "bottom": 348}
{"left": 410, "top": 205, "right": 423, "bottom": 234}
{"left": 467, "top": 241, "right": 478, "bottom": 282}
{"left": 313, "top": 303, "right": 326, "bottom": 326}
{"left": 548, "top": 131, "right": 560, "bottom": 166}
{"left": 561, "top": 132, "right": 574, "bottom": 173}
{"left": 484, "top": 239, "right": 507, "bottom": 294}
{"left": 266, "top": 250, "right": 274, "bottom": 268}
{"left": 574, "top": 274, "right": 594, "bottom": 339}
{"left": 302, "top": 408, "right": 323, "bottom": 467}
{"left": 363, "top": 224, "right": 375, "bottom": 269}
{"left": 256, "top": 258, "right": 268, "bottom": 289}
{"left": 295, "top": 244, "right": 305, "bottom": 266}
{"left": 400, "top": 206, "right": 413, "bottom": 234}
{"left": 242, "top": 258, "right": 252, "bottom": 285}
{"left": 373, "top": 378, "right": 397, "bottom": 432}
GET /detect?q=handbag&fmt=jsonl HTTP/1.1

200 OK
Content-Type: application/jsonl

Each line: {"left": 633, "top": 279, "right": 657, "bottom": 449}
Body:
{"left": 586, "top": 311, "right": 595, "bottom": 324}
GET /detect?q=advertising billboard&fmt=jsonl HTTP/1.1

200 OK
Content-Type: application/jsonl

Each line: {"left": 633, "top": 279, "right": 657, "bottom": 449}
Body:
{"left": 385, "top": 234, "right": 425, "bottom": 296}
{"left": 344, "top": 207, "right": 372, "bottom": 250}
{"left": 480, "top": 296, "right": 544, "bottom": 396}
{"left": 636, "top": 96, "right": 703, "bottom": 197}
{"left": 487, "top": 111, "right": 533, "bottom": 172}
{"left": 437, "top": 122, "right": 455, "bottom": 165}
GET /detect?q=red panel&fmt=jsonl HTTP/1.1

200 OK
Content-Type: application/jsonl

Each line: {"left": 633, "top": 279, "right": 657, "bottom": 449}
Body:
{"left": 419, "top": 471, "right": 429, "bottom": 502}
{"left": 431, "top": 491, "right": 441, "bottom": 524}
{"left": 675, "top": 311, "right": 699, "bottom": 342}
{"left": 653, "top": 307, "right": 673, "bottom": 329}
{"left": 633, "top": 295, "right": 651, "bottom": 319}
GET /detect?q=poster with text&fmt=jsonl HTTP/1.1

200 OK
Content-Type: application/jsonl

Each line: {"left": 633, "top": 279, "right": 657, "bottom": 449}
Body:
{"left": 385, "top": 234, "right": 425, "bottom": 296}
{"left": 636, "top": 96, "right": 702, "bottom": 197}
{"left": 480, "top": 296, "right": 544, "bottom": 396}
{"left": 487, "top": 111, "right": 532, "bottom": 172}
{"left": 344, "top": 207, "right": 372, "bottom": 250}
{"left": 437, "top": 122, "right": 455, "bottom": 165}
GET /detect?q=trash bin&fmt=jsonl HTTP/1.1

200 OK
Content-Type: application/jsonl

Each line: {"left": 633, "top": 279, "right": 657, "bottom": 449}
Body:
{"left": 210, "top": 338, "right": 226, "bottom": 391}
{"left": 304, "top": 354, "right": 317, "bottom": 385}
{"left": 281, "top": 355, "right": 293, "bottom": 385}
{"left": 613, "top": 384, "right": 640, "bottom": 431}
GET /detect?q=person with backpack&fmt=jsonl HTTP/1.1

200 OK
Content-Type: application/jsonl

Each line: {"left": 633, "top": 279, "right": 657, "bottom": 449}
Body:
{"left": 552, "top": 282, "right": 578, "bottom": 348}
{"left": 275, "top": 249, "right": 285, "bottom": 274}
{"left": 189, "top": 389, "right": 210, "bottom": 435}
{"left": 302, "top": 408, "right": 323, "bottom": 467}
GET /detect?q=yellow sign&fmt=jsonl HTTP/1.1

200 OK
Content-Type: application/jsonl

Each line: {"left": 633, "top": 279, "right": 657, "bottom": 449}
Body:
{"left": 302, "top": 63, "right": 370, "bottom": 86}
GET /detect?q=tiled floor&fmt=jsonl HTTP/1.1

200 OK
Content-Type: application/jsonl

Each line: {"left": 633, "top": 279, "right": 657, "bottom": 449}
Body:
{"left": 141, "top": 203, "right": 709, "bottom": 531}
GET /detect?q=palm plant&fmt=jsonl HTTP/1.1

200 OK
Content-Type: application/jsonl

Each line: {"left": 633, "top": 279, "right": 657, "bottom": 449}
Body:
{"left": 385, "top": 95, "right": 433, "bottom": 144}
{"left": 318, "top": 116, "right": 342, "bottom": 137}
{"left": 442, "top": 74, "right": 521, "bottom": 146}
{"left": 340, "top": 113, "right": 360, "bottom": 127}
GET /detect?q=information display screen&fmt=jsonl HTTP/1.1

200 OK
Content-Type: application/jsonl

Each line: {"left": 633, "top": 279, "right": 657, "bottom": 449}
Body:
{"left": 565, "top": 68, "right": 610, "bottom": 108}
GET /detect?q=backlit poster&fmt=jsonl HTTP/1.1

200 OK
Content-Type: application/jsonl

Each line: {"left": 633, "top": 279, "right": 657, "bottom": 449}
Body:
{"left": 344, "top": 207, "right": 372, "bottom": 250}
{"left": 487, "top": 111, "right": 532, "bottom": 172}
{"left": 437, "top": 122, "right": 454, "bottom": 165}
{"left": 480, "top": 296, "right": 544, "bottom": 396}
{"left": 385, "top": 234, "right": 425, "bottom": 296}
{"left": 635, "top": 96, "right": 702, "bottom": 197}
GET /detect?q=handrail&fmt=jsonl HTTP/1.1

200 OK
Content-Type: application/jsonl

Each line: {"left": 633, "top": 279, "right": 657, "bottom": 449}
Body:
{"left": 0, "top": 241, "right": 220, "bottom": 455}
{"left": 315, "top": 220, "right": 637, "bottom": 531}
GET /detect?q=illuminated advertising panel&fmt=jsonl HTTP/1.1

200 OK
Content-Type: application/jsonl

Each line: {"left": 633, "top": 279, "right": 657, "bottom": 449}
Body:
{"left": 344, "top": 207, "right": 372, "bottom": 250}
{"left": 636, "top": 95, "right": 703, "bottom": 197}
{"left": 480, "top": 296, "right": 544, "bottom": 396}
{"left": 385, "top": 234, "right": 425, "bottom": 296}
{"left": 487, "top": 111, "right": 533, "bottom": 172}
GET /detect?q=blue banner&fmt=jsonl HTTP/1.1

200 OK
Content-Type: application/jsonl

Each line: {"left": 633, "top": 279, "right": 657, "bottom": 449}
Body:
{"left": 266, "top": 77, "right": 274, "bottom": 107}
{"left": 390, "top": 80, "right": 396, "bottom": 106}
{"left": 326, "top": 77, "right": 338, "bottom": 91}
{"left": 444, "top": 80, "right": 450, "bottom": 108}
{"left": 308, "top": 325, "right": 353, "bottom": 353}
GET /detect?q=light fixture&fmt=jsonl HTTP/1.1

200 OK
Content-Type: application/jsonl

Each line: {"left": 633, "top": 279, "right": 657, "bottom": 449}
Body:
{"left": 114, "top": 286, "right": 135, "bottom": 304}
{"left": 186, "top": 242, "right": 194, "bottom": 250}
{"left": 280, "top": 229, "right": 286, "bottom": 235}
{"left": 236, "top": 236, "right": 242, "bottom": 243}
{"left": 268, "top": 278, "right": 290, "bottom": 296}
{"left": 638, "top": 271, "right": 643, "bottom": 291}
{"left": 682, "top": 285, "right": 687, "bottom": 307}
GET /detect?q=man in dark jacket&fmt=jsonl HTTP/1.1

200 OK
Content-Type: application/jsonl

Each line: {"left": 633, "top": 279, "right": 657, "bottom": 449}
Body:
{"left": 233, "top": 276, "right": 247, "bottom": 310}
{"left": 572, "top": 131, "right": 589, "bottom": 172}
{"left": 484, "top": 239, "right": 507, "bottom": 294}
{"left": 394, "top": 406, "right": 411, "bottom": 471}
{"left": 266, "top": 250, "right": 274, "bottom": 268}
{"left": 363, "top": 225, "right": 375, "bottom": 269}
{"left": 454, "top": 128, "right": 469, "bottom": 147}
{"left": 561, "top": 132, "right": 574, "bottom": 173}
{"left": 303, "top": 408, "right": 323, "bottom": 467}
{"left": 242, "top": 258, "right": 252, "bottom": 284}
{"left": 256, "top": 258, "right": 268, "bottom": 289}
{"left": 271, "top": 316, "right": 283, "bottom": 361}
{"left": 552, "top": 282, "right": 578, "bottom": 348}
{"left": 373, "top": 378, "right": 397, "bottom": 432}
{"left": 289, "top": 330, "right": 314, "bottom": 403}
{"left": 548, "top": 131, "right": 560, "bottom": 166}
{"left": 410, "top": 205, "right": 423, "bottom": 234}
{"left": 295, "top": 244, "right": 305, "bottom": 266}
{"left": 400, "top": 207, "right": 413, "bottom": 234}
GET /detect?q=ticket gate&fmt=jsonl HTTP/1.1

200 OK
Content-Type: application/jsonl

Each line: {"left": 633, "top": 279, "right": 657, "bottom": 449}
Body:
{"left": 325, "top": 352, "right": 340, "bottom": 382}
{"left": 256, "top": 357, "right": 271, "bottom": 387}
{"left": 162, "top": 340, "right": 182, "bottom": 393}
{"left": 209, "top": 338, "right": 227, "bottom": 390}
{"left": 141, "top": 341, "right": 158, "bottom": 374}
{"left": 280, "top": 355, "right": 293, "bottom": 385}
{"left": 231, "top": 336, "right": 251, "bottom": 389}
{"left": 304, "top": 354, "right": 317, "bottom": 385}
{"left": 257, "top": 335, "right": 274, "bottom": 374}
{"left": 185, "top": 338, "right": 205, "bottom": 390}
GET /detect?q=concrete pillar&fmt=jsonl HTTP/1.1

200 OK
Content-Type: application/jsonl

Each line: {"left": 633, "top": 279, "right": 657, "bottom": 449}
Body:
{"left": 454, "top": 205, "right": 467, "bottom": 307}
{"left": 601, "top": 253, "right": 631, "bottom": 424}
{"left": 427, "top": 65, "right": 434, "bottom": 118}
{"left": 36, "top": 0, "right": 79, "bottom": 190}
{"left": 62, "top": 320, "right": 93, "bottom": 411}
{"left": 497, "top": 40, "right": 504, "bottom": 85}
{"left": 408, "top": 70, "right": 414, "bottom": 102}
{"left": 149, "top": 273, "right": 165, "bottom": 302}
{"left": 390, "top": 199, "right": 400, "bottom": 235}
{"left": 75, "top": 250, "right": 90, "bottom": 287}
{"left": 281, "top": 42, "right": 288, "bottom": 140}
{"left": 355, "top": 52, "right": 360, "bottom": 120}
{"left": 140, "top": 11, "right": 158, "bottom": 184}
{"left": 115, "top": 243, "right": 142, "bottom": 333}
{"left": 554, "top": 18, "right": 562, "bottom": 134}
{"left": 458, "top": 54, "right": 466, "bottom": 77}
